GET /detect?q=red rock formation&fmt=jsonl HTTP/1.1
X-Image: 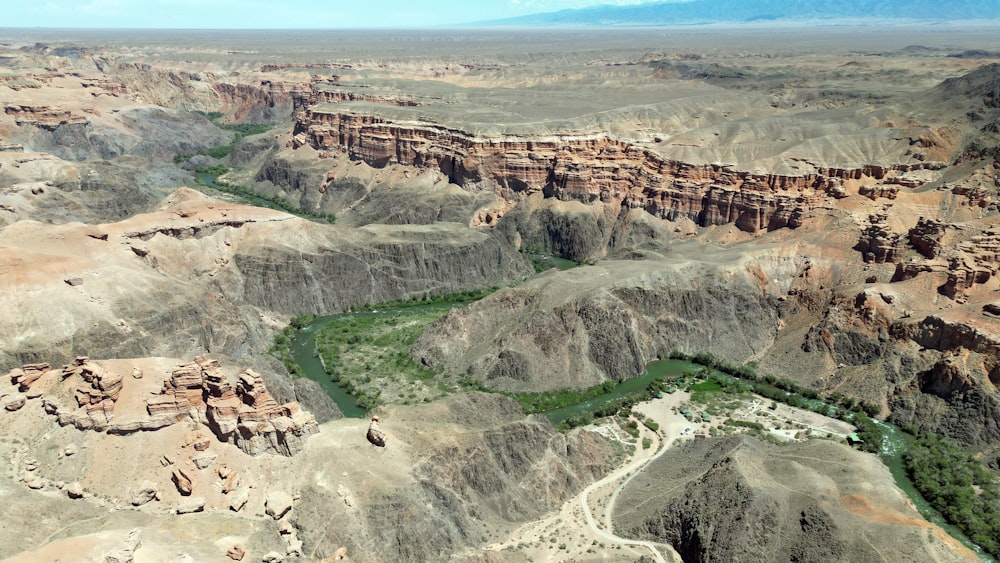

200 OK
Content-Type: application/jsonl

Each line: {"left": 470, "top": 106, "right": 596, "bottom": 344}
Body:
{"left": 11, "top": 362, "right": 50, "bottom": 391}
{"left": 80, "top": 78, "right": 126, "bottom": 96}
{"left": 291, "top": 94, "right": 943, "bottom": 233}
{"left": 260, "top": 63, "right": 352, "bottom": 73}
{"left": 17, "top": 355, "right": 317, "bottom": 456}
{"left": 225, "top": 369, "right": 318, "bottom": 456}
{"left": 145, "top": 357, "right": 318, "bottom": 456}
{"left": 908, "top": 217, "right": 949, "bottom": 258}
{"left": 4, "top": 105, "right": 87, "bottom": 129}
{"left": 298, "top": 85, "right": 422, "bottom": 107}
{"left": 211, "top": 81, "right": 302, "bottom": 123}
{"left": 855, "top": 214, "right": 903, "bottom": 264}
{"left": 895, "top": 226, "right": 998, "bottom": 301}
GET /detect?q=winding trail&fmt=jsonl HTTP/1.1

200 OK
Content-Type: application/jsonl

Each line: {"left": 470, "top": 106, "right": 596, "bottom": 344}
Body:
{"left": 482, "top": 392, "right": 693, "bottom": 562}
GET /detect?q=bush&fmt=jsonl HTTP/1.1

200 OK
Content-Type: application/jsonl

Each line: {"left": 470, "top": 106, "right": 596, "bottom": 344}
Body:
{"left": 905, "top": 432, "right": 1000, "bottom": 557}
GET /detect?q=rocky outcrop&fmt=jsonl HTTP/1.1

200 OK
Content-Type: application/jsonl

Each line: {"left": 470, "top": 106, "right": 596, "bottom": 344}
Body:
{"left": 70, "top": 361, "right": 124, "bottom": 430}
{"left": 4, "top": 105, "right": 87, "bottom": 129}
{"left": 8, "top": 355, "right": 318, "bottom": 457}
{"left": 149, "top": 357, "right": 320, "bottom": 457}
{"left": 855, "top": 213, "right": 903, "bottom": 264}
{"left": 130, "top": 481, "right": 159, "bottom": 507}
{"left": 13, "top": 357, "right": 129, "bottom": 432}
{"left": 893, "top": 226, "right": 998, "bottom": 301}
{"left": 10, "top": 362, "right": 50, "bottom": 392}
{"left": 102, "top": 529, "right": 141, "bottom": 563}
{"left": 415, "top": 257, "right": 784, "bottom": 392}
{"left": 292, "top": 89, "right": 942, "bottom": 236}
{"left": 265, "top": 491, "right": 293, "bottom": 520}
{"left": 908, "top": 217, "right": 949, "bottom": 258}
{"left": 227, "top": 544, "right": 246, "bottom": 561}
{"left": 211, "top": 81, "right": 300, "bottom": 124}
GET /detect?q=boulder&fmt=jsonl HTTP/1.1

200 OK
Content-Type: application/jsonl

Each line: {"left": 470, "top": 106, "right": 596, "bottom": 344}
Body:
{"left": 222, "top": 471, "right": 241, "bottom": 494}
{"left": 171, "top": 466, "right": 194, "bottom": 496}
{"left": 261, "top": 552, "right": 283, "bottom": 563}
{"left": 265, "top": 491, "right": 293, "bottom": 520}
{"left": 366, "top": 416, "right": 386, "bottom": 447}
{"left": 191, "top": 452, "right": 217, "bottom": 470}
{"left": 3, "top": 393, "right": 26, "bottom": 411}
{"left": 227, "top": 544, "right": 246, "bottom": 561}
{"left": 66, "top": 482, "right": 84, "bottom": 498}
{"left": 103, "top": 529, "right": 142, "bottom": 563}
{"left": 176, "top": 497, "right": 205, "bottom": 514}
{"left": 25, "top": 475, "right": 45, "bottom": 490}
{"left": 229, "top": 487, "right": 250, "bottom": 512}
{"left": 130, "top": 481, "right": 158, "bottom": 506}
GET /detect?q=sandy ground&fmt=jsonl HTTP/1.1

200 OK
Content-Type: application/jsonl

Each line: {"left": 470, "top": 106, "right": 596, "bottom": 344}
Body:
{"left": 480, "top": 387, "right": 868, "bottom": 562}
{"left": 482, "top": 392, "right": 693, "bottom": 562}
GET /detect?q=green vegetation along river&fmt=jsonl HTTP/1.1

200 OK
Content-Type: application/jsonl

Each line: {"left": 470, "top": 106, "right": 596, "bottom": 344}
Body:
{"left": 287, "top": 311, "right": 991, "bottom": 559}
{"left": 539, "top": 359, "right": 699, "bottom": 425}
{"left": 877, "top": 422, "right": 995, "bottom": 561}
{"left": 290, "top": 302, "right": 458, "bottom": 418}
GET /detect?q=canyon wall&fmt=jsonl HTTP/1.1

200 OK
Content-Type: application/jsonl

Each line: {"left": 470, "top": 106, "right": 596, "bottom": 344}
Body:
{"left": 291, "top": 94, "right": 941, "bottom": 257}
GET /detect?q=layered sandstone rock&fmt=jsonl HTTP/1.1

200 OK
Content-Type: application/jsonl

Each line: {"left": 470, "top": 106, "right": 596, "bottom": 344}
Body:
{"left": 8, "top": 355, "right": 317, "bottom": 457}
{"left": 893, "top": 225, "right": 999, "bottom": 301}
{"left": 4, "top": 105, "right": 87, "bottom": 129}
{"left": 855, "top": 213, "right": 903, "bottom": 264}
{"left": 290, "top": 87, "right": 943, "bottom": 236}
{"left": 909, "top": 217, "right": 949, "bottom": 258}
{"left": 148, "top": 357, "right": 319, "bottom": 456}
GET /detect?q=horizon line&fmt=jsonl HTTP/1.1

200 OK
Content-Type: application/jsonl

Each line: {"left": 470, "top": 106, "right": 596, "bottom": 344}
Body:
{"left": 2, "top": 18, "right": 1000, "bottom": 33}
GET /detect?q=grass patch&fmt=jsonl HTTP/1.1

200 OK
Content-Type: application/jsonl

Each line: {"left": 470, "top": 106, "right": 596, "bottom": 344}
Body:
{"left": 724, "top": 418, "right": 765, "bottom": 432}
{"left": 357, "top": 288, "right": 497, "bottom": 311}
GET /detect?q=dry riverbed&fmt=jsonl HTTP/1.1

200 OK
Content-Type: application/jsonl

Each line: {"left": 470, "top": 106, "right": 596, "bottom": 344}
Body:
{"left": 479, "top": 388, "right": 859, "bottom": 562}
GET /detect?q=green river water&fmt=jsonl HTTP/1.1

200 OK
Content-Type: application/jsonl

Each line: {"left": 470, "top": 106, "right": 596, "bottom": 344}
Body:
{"left": 291, "top": 316, "right": 992, "bottom": 559}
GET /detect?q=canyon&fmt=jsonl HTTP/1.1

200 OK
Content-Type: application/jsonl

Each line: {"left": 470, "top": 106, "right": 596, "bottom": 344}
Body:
{"left": 1, "top": 25, "right": 999, "bottom": 562}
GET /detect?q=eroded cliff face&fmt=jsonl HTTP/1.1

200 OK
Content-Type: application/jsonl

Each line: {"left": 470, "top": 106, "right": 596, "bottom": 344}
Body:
{"left": 290, "top": 88, "right": 942, "bottom": 239}
{"left": 415, "top": 249, "right": 788, "bottom": 392}
{"left": 0, "top": 189, "right": 532, "bottom": 370}
{"left": 291, "top": 393, "right": 615, "bottom": 562}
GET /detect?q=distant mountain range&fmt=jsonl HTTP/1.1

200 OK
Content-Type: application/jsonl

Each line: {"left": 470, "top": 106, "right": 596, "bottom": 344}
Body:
{"left": 482, "top": 0, "right": 1000, "bottom": 26}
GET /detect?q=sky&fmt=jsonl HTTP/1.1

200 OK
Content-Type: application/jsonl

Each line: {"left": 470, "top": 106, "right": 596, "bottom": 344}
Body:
{"left": 3, "top": 0, "right": 657, "bottom": 29}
